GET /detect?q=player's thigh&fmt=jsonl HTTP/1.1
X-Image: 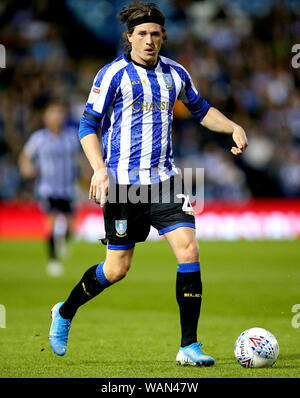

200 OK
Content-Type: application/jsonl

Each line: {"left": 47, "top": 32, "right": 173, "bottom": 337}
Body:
{"left": 164, "top": 227, "right": 199, "bottom": 264}
{"left": 104, "top": 247, "right": 135, "bottom": 281}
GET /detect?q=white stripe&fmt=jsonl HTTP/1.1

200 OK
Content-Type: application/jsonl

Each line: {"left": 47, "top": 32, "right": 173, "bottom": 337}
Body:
{"left": 105, "top": 105, "right": 115, "bottom": 165}
{"left": 162, "top": 55, "right": 200, "bottom": 100}
{"left": 117, "top": 70, "right": 132, "bottom": 184}
{"left": 169, "top": 66, "right": 184, "bottom": 100}
{"left": 155, "top": 63, "right": 175, "bottom": 181}
{"left": 93, "top": 58, "right": 128, "bottom": 115}
{"left": 133, "top": 67, "right": 152, "bottom": 184}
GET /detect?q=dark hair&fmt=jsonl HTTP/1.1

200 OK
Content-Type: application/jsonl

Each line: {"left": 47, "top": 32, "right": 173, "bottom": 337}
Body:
{"left": 117, "top": 1, "right": 167, "bottom": 50}
{"left": 43, "top": 98, "right": 68, "bottom": 113}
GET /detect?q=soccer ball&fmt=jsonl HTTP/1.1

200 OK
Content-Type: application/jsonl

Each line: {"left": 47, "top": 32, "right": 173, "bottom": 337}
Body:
{"left": 234, "top": 327, "right": 279, "bottom": 368}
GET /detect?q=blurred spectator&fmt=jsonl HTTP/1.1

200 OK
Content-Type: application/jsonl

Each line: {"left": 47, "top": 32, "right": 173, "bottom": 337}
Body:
{"left": 279, "top": 149, "right": 300, "bottom": 197}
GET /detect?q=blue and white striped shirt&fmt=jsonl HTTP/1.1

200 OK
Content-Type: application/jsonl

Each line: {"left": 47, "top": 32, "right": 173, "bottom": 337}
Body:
{"left": 79, "top": 53, "right": 210, "bottom": 185}
{"left": 24, "top": 127, "right": 80, "bottom": 199}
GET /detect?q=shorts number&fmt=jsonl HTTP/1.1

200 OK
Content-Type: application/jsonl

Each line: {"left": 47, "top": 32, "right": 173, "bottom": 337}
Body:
{"left": 176, "top": 194, "right": 193, "bottom": 212}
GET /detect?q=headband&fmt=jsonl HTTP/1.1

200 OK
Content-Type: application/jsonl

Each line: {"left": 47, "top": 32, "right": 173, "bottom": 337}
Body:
{"left": 127, "top": 15, "right": 165, "bottom": 30}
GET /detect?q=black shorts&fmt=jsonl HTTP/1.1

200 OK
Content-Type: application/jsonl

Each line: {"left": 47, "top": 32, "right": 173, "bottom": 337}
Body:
{"left": 39, "top": 197, "right": 74, "bottom": 215}
{"left": 102, "top": 174, "right": 195, "bottom": 250}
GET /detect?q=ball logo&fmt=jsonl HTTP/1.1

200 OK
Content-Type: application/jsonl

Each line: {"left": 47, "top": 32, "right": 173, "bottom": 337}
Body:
{"left": 249, "top": 337, "right": 263, "bottom": 347}
{"left": 240, "top": 358, "right": 252, "bottom": 368}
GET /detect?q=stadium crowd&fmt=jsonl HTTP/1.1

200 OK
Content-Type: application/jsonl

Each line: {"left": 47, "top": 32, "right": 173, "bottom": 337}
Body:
{"left": 0, "top": 0, "right": 300, "bottom": 201}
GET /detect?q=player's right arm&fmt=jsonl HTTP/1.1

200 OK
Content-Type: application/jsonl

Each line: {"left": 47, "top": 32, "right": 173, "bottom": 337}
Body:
{"left": 79, "top": 63, "right": 122, "bottom": 207}
{"left": 19, "top": 133, "right": 39, "bottom": 178}
{"left": 78, "top": 68, "right": 115, "bottom": 207}
{"left": 79, "top": 133, "right": 108, "bottom": 207}
{"left": 19, "top": 152, "right": 37, "bottom": 178}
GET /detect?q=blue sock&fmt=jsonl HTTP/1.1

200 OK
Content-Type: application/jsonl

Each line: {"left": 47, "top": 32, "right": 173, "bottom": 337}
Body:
{"left": 96, "top": 262, "right": 112, "bottom": 289}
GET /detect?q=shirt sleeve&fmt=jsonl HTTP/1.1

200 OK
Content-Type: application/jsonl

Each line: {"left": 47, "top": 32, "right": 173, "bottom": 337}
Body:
{"left": 23, "top": 132, "right": 40, "bottom": 159}
{"left": 78, "top": 114, "right": 99, "bottom": 140}
{"left": 177, "top": 67, "right": 210, "bottom": 122}
{"left": 82, "top": 65, "right": 120, "bottom": 130}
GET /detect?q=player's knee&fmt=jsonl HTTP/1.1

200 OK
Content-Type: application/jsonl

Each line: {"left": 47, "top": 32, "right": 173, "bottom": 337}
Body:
{"left": 107, "top": 257, "right": 132, "bottom": 282}
{"left": 177, "top": 240, "right": 199, "bottom": 263}
{"left": 111, "top": 265, "right": 130, "bottom": 282}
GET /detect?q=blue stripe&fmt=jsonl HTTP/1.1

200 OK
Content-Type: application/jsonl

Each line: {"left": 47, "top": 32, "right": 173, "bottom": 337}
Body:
{"left": 95, "top": 262, "right": 112, "bottom": 288}
{"left": 94, "top": 55, "right": 123, "bottom": 87}
{"left": 170, "top": 64, "right": 210, "bottom": 122}
{"left": 102, "top": 87, "right": 124, "bottom": 170}
{"left": 85, "top": 57, "right": 125, "bottom": 120}
{"left": 101, "top": 114, "right": 110, "bottom": 162}
{"left": 147, "top": 69, "right": 162, "bottom": 183}
{"left": 158, "top": 222, "right": 195, "bottom": 235}
{"left": 126, "top": 64, "right": 144, "bottom": 184}
{"left": 108, "top": 243, "right": 135, "bottom": 250}
{"left": 159, "top": 59, "right": 176, "bottom": 171}
{"left": 177, "top": 262, "right": 200, "bottom": 273}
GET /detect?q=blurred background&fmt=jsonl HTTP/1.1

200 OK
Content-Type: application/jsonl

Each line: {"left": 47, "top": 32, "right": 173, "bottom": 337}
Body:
{"left": 1, "top": 0, "right": 300, "bottom": 240}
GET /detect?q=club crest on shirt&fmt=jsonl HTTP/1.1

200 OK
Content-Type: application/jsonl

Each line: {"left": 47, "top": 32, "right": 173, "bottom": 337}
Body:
{"left": 115, "top": 220, "right": 127, "bottom": 237}
{"left": 163, "top": 73, "right": 173, "bottom": 90}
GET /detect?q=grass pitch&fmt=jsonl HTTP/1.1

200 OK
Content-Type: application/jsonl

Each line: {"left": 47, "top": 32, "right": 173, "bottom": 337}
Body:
{"left": 0, "top": 239, "right": 299, "bottom": 378}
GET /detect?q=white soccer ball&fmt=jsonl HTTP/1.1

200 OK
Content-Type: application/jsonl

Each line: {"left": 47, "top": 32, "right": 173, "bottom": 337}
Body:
{"left": 234, "top": 327, "right": 279, "bottom": 368}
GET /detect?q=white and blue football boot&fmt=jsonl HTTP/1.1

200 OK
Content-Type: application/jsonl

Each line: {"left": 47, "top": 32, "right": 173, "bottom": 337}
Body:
{"left": 49, "top": 302, "right": 72, "bottom": 356}
{"left": 176, "top": 342, "right": 215, "bottom": 367}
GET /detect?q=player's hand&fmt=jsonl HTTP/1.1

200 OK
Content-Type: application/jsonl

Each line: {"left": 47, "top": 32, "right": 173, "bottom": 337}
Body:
{"left": 231, "top": 126, "right": 248, "bottom": 155}
{"left": 89, "top": 168, "right": 109, "bottom": 207}
{"left": 21, "top": 163, "right": 38, "bottom": 178}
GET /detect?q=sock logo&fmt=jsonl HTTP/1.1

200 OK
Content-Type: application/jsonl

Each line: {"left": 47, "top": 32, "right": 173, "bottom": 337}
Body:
{"left": 82, "top": 282, "right": 92, "bottom": 297}
{"left": 184, "top": 293, "right": 202, "bottom": 298}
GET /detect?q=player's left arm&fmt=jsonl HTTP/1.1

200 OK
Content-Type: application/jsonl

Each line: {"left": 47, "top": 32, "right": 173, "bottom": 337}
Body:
{"left": 177, "top": 66, "right": 248, "bottom": 156}
{"left": 201, "top": 107, "right": 248, "bottom": 156}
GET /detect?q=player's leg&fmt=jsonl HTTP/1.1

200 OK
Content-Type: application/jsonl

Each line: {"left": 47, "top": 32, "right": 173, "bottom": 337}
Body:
{"left": 59, "top": 246, "right": 134, "bottom": 318}
{"left": 41, "top": 198, "right": 70, "bottom": 276}
{"left": 45, "top": 210, "right": 64, "bottom": 277}
{"left": 163, "top": 226, "right": 214, "bottom": 366}
{"left": 51, "top": 200, "right": 74, "bottom": 260}
{"left": 164, "top": 227, "right": 201, "bottom": 347}
{"left": 47, "top": 212, "right": 56, "bottom": 260}
{"left": 53, "top": 212, "right": 72, "bottom": 259}
{"left": 49, "top": 246, "right": 134, "bottom": 356}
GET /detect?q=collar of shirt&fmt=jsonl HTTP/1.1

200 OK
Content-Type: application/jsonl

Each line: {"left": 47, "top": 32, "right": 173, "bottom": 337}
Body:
{"left": 125, "top": 51, "right": 159, "bottom": 71}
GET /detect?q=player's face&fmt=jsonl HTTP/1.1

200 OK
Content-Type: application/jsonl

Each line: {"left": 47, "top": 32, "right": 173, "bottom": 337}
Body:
{"left": 127, "top": 23, "right": 164, "bottom": 66}
{"left": 43, "top": 105, "right": 67, "bottom": 133}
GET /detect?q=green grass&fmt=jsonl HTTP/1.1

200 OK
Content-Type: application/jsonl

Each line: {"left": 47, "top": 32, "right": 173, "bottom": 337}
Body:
{"left": 0, "top": 239, "right": 300, "bottom": 378}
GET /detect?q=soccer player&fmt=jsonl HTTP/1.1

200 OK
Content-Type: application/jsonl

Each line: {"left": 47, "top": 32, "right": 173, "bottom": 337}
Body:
{"left": 19, "top": 100, "right": 80, "bottom": 276}
{"left": 49, "top": 1, "right": 248, "bottom": 365}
